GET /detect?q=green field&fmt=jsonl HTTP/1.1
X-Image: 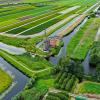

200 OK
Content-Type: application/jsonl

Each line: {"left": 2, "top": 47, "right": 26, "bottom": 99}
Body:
{"left": 0, "top": 68, "right": 12, "bottom": 94}
{"left": 77, "top": 81, "right": 100, "bottom": 94}
{"left": 67, "top": 17, "right": 100, "bottom": 60}
{"left": 0, "top": 49, "right": 53, "bottom": 77}
{"left": 0, "top": 0, "right": 99, "bottom": 36}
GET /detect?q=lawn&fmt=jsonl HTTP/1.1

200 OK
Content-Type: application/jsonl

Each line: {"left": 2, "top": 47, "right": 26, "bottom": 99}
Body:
{"left": 77, "top": 81, "right": 100, "bottom": 94}
{"left": 0, "top": 68, "right": 12, "bottom": 94}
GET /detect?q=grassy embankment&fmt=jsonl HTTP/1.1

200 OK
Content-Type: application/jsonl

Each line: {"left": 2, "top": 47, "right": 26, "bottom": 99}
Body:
{"left": 0, "top": 49, "right": 53, "bottom": 77}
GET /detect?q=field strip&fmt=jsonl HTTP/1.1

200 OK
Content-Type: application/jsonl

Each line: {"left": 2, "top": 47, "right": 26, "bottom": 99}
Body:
{"left": 0, "top": 14, "right": 77, "bottom": 38}
{"left": 71, "top": 19, "right": 100, "bottom": 60}
{"left": 76, "top": 7, "right": 87, "bottom": 13}
{"left": 5, "top": 13, "right": 58, "bottom": 33}
{"left": 95, "top": 27, "right": 100, "bottom": 41}
{"left": 15, "top": 7, "right": 51, "bottom": 19}
{"left": 15, "top": 5, "right": 64, "bottom": 20}
{"left": 1, "top": 1, "right": 99, "bottom": 38}
{"left": 59, "top": 6, "right": 80, "bottom": 14}
{"left": 36, "top": 68, "right": 51, "bottom": 73}
{"left": 0, "top": 9, "right": 51, "bottom": 29}
{"left": 0, "top": 6, "right": 66, "bottom": 29}
{"left": 0, "top": 5, "right": 49, "bottom": 19}
{"left": 56, "top": 15, "right": 86, "bottom": 37}
{"left": 16, "top": 14, "right": 78, "bottom": 37}
{"left": 0, "top": 42, "right": 26, "bottom": 55}
{"left": 83, "top": 1, "right": 100, "bottom": 14}
{"left": 14, "top": 14, "right": 65, "bottom": 35}
{"left": 0, "top": 82, "right": 16, "bottom": 100}
{"left": 0, "top": 8, "right": 36, "bottom": 18}
{"left": 0, "top": 49, "right": 52, "bottom": 75}
{"left": 0, "top": 6, "right": 35, "bottom": 17}
{"left": 0, "top": 49, "right": 34, "bottom": 73}
{"left": 15, "top": 7, "right": 80, "bottom": 36}
{"left": 71, "top": 20, "right": 94, "bottom": 55}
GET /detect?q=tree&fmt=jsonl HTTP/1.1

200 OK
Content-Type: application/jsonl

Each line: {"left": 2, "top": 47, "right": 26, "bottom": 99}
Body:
{"left": 93, "top": 64, "right": 100, "bottom": 82}
{"left": 58, "top": 57, "right": 84, "bottom": 81}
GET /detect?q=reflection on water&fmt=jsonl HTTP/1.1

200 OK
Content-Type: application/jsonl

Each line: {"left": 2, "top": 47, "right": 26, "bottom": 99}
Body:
{"left": 0, "top": 42, "right": 26, "bottom": 55}
{"left": 0, "top": 57, "right": 28, "bottom": 100}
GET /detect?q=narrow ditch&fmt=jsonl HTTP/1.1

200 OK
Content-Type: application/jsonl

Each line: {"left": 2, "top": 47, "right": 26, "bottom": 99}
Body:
{"left": 0, "top": 57, "right": 29, "bottom": 100}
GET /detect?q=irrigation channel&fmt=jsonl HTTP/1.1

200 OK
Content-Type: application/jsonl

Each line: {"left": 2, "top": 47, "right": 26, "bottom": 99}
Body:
{"left": 0, "top": 57, "right": 29, "bottom": 100}
{"left": 49, "top": 17, "right": 95, "bottom": 75}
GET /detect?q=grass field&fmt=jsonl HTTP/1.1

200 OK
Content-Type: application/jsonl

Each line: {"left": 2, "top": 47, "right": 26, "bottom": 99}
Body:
{"left": 67, "top": 17, "right": 100, "bottom": 60}
{"left": 0, "top": 68, "right": 12, "bottom": 94}
{"left": 34, "top": 78, "right": 54, "bottom": 90}
{"left": 77, "top": 81, "right": 100, "bottom": 94}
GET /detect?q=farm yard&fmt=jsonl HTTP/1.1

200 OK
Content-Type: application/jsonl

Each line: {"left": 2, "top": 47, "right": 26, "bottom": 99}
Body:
{"left": 0, "top": 0, "right": 100, "bottom": 100}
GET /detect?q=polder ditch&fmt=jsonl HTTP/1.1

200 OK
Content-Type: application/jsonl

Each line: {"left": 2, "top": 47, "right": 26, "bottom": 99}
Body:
{"left": 49, "top": 17, "right": 95, "bottom": 75}
{"left": 0, "top": 57, "right": 29, "bottom": 100}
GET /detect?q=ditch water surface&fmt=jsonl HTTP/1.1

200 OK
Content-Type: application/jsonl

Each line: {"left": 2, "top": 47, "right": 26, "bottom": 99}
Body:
{"left": 0, "top": 42, "right": 26, "bottom": 55}
{"left": 49, "top": 17, "right": 95, "bottom": 74}
{"left": 0, "top": 57, "right": 29, "bottom": 100}
{"left": 82, "top": 52, "right": 96, "bottom": 75}
{"left": 49, "top": 17, "right": 88, "bottom": 64}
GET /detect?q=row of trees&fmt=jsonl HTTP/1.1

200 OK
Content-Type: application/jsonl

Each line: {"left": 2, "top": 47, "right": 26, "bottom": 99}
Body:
{"left": 90, "top": 42, "right": 100, "bottom": 82}
{"left": 12, "top": 76, "right": 48, "bottom": 100}
{"left": 46, "top": 92, "right": 69, "bottom": 100}
{"left": 54, "top": 71, "right": 78, "bottom": 92}
{"left": 52, "top": 57, "right": 84, "bottom": 81}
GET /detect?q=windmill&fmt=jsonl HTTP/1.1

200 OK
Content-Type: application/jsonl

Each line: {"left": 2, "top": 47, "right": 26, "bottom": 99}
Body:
{"left": 43, "top": 29, "right": 50, "bottom": 51}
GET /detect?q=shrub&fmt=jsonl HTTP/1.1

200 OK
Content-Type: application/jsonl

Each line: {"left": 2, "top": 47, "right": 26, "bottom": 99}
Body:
{"left": 65, "top": 78, "right": 74, "bottom": 91}
{"left": 55, "top": 71, "right": 63, "bottom": 83}
{"left": 58, "top": 72, "right": 67, "bottom": 84}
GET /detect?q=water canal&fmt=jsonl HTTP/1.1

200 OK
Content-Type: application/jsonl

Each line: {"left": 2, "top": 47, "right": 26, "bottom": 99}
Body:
{"left": 0, "top": 57, "right": 29, "bottom": 100}
{"left": 49, "top": 17, "right": 95, "bottom": 75}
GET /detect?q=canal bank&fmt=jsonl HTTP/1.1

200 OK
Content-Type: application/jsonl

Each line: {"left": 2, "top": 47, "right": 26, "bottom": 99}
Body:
{"left": 49, "top": 17, "right": 96, "bottom": 75}
{"left": 0, "top": 57, "right": 29, "bottom": 100}
{"left": 49, "top": 17, "right": 88, "bottom": 64}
